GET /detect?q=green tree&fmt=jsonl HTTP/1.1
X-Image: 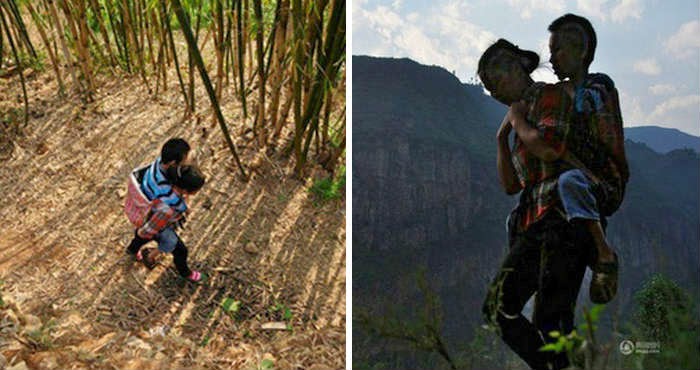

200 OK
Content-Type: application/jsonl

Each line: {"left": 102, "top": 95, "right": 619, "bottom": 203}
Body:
{"left": 629, "top": 274, "right": 699, "bottom": 370}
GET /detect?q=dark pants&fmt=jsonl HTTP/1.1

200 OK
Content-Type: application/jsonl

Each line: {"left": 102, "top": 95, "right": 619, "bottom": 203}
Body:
{"left": 483, "top": 213, "right": 592, "bottom": 370}
{"left": 127, "top": 231, "right": 192, "bottom": 277}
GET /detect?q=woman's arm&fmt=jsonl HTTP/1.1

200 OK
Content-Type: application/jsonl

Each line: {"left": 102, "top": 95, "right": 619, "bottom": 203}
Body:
{"left": 508, "top": 101, "right": 561, "bottom": 162}
{"left": 496, "top": 114, "right": 523, "bottom": 195}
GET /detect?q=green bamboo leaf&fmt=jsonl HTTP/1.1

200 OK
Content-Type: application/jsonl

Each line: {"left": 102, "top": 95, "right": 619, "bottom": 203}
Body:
{"left": 261, "top": 358, "right": 274, "bottom": 369}
{"left": 540, "top": 343, "right": 559, "bottom": 352}
{"left": 221, "top": 297, "right": 240, "bottom": 314}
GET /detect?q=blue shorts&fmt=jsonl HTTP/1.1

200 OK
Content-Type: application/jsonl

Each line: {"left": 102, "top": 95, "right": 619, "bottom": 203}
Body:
{"left": 154, "top": 227, "right": 180, "bottom": 253}
{"left": 557, "top": 169, "right": 599, "bottom": 221}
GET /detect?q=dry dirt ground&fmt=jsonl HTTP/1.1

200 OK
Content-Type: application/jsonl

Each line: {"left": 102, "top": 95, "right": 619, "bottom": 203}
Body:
{"left": 0, "top": 63, "right": 345, "bottom": 369}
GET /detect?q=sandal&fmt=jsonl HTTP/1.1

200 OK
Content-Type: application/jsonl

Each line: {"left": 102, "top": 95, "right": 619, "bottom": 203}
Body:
{"left": 137, "top": 248, "right": 158, "bottom": 270}
{"left": 182, "top": 270, "right": 207, "bottom": 284}
{"left": 590, "top": 252, "right": 619, "bottom": 304}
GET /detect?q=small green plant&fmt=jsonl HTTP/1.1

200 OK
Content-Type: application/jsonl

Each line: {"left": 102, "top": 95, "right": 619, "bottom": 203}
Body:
{"left": 309, "top": 166, "right": 345, "bottom": 202}
{"left": 200, "top": 334, "right": 211, "bottom": 347}
{"left": 270, "top": 302, "right": 293, "bottom": 329}
{"left": 260, "top": 358, "right": 274, "bottom": 370}
{"left": 26, "top": 319, "right": 57, "bottom": 350}
{"left": 221, "top": 297, "right": 241, "bottom": 320}
{"left": 17, "top": 50, "right": 46, "bottom": 72}
{"left": 540, "top": 304, "right": 606, "bottom": 370}
{"left": 276, "top": 192, "right": 289, "bottom": 202}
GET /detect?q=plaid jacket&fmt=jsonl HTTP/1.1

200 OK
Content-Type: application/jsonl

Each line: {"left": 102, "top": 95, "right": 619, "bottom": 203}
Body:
{"left": 137, "top": 199, "right": 185, "bottom": 239}
{"left": 567, "top": 73, "right": 628, "bottom": 215}
{"left": 511, "top": 82, "right": 574, "bottom": 231}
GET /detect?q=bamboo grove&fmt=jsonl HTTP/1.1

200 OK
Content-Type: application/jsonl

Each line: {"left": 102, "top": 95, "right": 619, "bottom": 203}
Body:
{"left": 0, "top": 0, "right": 346, "bottom": 176}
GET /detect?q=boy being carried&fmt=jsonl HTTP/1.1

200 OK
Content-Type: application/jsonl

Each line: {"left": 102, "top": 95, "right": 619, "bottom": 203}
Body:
{"left": 126, "top": 164, "right": 206, "bottom": 282}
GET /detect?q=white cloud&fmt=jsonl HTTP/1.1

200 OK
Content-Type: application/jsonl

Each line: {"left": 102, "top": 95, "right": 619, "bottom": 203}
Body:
{"left": 532, "top": 68, "right": 559, "bottom": 84}
{"left": 611, "top": 0, "right": 643, "bottom": 23}
{"left": 619, "top": 90, "right": 646, "bottom": 126}
{"left": 633, "top": 58, "right": 661, "bottom": 76}
{"left": 665, "top": 20, "right": 700, "bottom": 60}
{"left": 532, "top": 38, "right": 558, "bottom": 83}
{"left": 507, "top": 0, "right": 565, "bottom": 19}
{"left": 649, "top": 95, "right": 700, "bottom": 121}
{"left": 648, "top": 84, "right": 676, "bottom": 96}
{"left": 391, "top": 0, "right": 403, "bottom": 11}
{"left": 352, "top": 1, "right": 495, "bottom": 82}
{"left": 577, "top": 0, "right": 609, "bottom": 22}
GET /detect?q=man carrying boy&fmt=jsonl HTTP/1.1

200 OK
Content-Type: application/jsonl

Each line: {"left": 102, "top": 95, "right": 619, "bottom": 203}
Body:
{"left": 125, "top": 138, "right": 206, "bottom": 283}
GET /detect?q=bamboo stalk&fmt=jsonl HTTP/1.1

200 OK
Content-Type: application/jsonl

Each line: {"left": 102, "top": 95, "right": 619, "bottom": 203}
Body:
{"left": 252, "top": 0, "right": 265, "bottom": 145}
{"left": 46, "top": 0, "right": 80, "bottom": 93}
{"left": 0, "top": 17, "right": 4, "bottom": 63}
{"left": 268, "top": 0, "right": 289, "bottom": 141}
{"left": 187, "top": 0, "right": 204, "bottom": 114}
{"left": 5, "top": 0, "right": 36, "bottom": 59}
{"left": 290, "top": 0, "right": 305, "bottom": 167}
{"left": 88, "top": 0, "right": 117, "bottom": 65}
{"left": 0, "top": 4, "right": 29, "bottom": 127}
{"left": 74, "top": 0, "right": 96, "bottom": 99}
{"left": 160, "top": 0, "right": 189, "bottom": 111}
{"left": 25, "top": 1, "right": 65, "bottom": 96}
{"left": 235, "top": 0, "right": 247, "bottom": 117}
{"left": 297, "top": 0, "right": 344, "bottom": 174}
{"left": 61, "top": 0, "right": 95, "bottom": 100}
{"left": 172, "top": 0, "right": 247, "bottom": 179}
{"left": 214, "top": 0, "right": 225, "bottom": 101}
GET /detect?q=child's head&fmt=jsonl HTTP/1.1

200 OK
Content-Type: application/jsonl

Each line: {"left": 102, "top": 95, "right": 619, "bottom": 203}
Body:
{"left": 548, "top": 14, "right": 597, "bottom": 79}
{"left": 161, "top": 138, "right": 191, "bottom": 166}
{"left": 171, "top": 164, "right": 206, "bottom": 194}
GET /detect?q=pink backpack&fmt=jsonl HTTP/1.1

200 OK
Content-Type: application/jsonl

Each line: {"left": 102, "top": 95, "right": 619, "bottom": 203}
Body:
{"left": 124, "top": 166, "right": 152, "bottom": 227}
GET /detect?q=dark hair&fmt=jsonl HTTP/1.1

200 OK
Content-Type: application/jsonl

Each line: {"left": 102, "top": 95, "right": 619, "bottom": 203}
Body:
{"left": 161, "top": 138, "right": 190, "bottom": 164}
{"left": 477, "top": 39, "right": 539, "bottom": 90}
{"left": 548, "top": 13, "right": 597, "bottom": 68}
{"left": 169, "top": 164, "right": 206, "bottom": 193}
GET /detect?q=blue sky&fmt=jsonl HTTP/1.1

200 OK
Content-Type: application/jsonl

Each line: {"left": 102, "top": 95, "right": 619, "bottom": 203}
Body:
{"left": 353, "top": 0, "right": 700, "bottom": 136}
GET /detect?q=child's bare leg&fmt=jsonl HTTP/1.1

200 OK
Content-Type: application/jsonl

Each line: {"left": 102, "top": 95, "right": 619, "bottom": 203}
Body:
{"left": 585, "top": 219, "right": 615, "bottom": 263}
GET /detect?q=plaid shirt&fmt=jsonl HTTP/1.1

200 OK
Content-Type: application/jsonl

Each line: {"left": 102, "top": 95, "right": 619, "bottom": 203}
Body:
{"left": 568, "top": 73, "right": 628, "bottom": 215}
{"left": 137, "top": 198, "right": 186, "bottom": 239}
{"left": 511, "top": 82, "right": 574, "bottom": 231}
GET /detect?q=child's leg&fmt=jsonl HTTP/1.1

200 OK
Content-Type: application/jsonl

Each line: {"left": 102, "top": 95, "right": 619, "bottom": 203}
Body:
{"left": 155, "top": 228, "right": 193, "bottom": 278}
{"left": 585, "top": 219, "right": 615, "bottom": 263}
{"left": 150, "top": 227, "right": 179, "bottom": 265}
{"left": 126, "top": 230, "right": 150, "bottom": 254}
{"left": 172, "top": 240, "right": 192, "bottom": 278}
{"left": 559, "top": 169, "right": 618, "bottom": 303}
{"left": 557, "top": 169, "right": 614, "bottom": 264}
